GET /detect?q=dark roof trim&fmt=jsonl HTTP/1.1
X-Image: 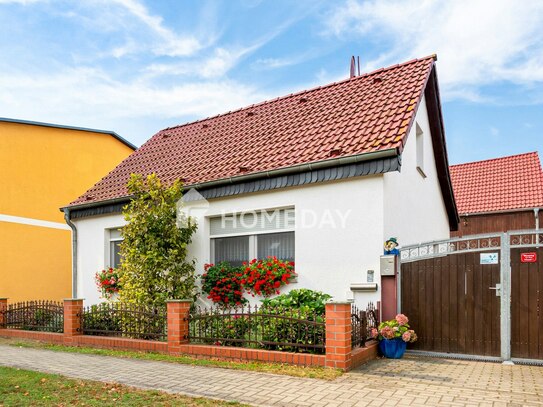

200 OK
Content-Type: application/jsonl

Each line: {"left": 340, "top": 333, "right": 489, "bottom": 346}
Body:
{"left": 199, "top": 155, "right": 400, "bottom": 199}
{"left": 67, "top": 155, "right": 401, "bottom": 219}
{"left": 424, "top": 66, "right": 459, "bottom": 231}
{"left": 70, "top": 202, "right": 128, "bottom": 220}
{"left": 0, "top": 117, "right": 137, "bottom": 150}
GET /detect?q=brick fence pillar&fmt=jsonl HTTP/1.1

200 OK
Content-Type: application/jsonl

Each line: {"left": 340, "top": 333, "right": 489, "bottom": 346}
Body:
{"left": 167, "top": 299, "right": 191, "bottom": 355}
{"left": 63, "top": 299, "right": 84, "bottom": 344}
{"left": 0, "top": 298, "right": 7, "bottom": 328}
{"left": 325, "top": 301, "right": 352, "bottom": 371}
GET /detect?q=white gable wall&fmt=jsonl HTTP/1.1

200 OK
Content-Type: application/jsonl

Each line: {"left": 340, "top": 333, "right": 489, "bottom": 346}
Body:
{"left": 383, "top": 94, "right": 450, "bottom": 246}
{"left": 73, "top": 213, "right": 126, "bottom": 305}
{"left": 184, "top": 176, "right": 385, "bottom": 307}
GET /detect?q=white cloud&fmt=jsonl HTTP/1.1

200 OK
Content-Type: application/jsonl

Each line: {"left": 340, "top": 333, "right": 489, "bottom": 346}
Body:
{"left": 326, "top": 0, "right": 543, "bottom": 101}
{"left": 0, "top": 66, "right": 268, "bottom": 138}
{"left": 111, "top": 0, "right": 202, "bottom": 57}
{"left": 489, "top": 127, "right": 500, "bottom": 137}
{"left": 0, "top": 0, "right": 44, "bottom": 3}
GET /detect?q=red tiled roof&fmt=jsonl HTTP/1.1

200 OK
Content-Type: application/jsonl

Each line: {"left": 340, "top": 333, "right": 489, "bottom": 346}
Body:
{"left": 450, "top": 152, "right": 543, "bottom": 214}
{"left": 69, "top": 56, "right": 437, "bottom": 207}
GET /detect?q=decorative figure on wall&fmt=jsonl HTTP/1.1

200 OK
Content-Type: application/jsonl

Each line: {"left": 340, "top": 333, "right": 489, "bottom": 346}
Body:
{"left": 384, "top": 237, "right": 399, "bottom": 255}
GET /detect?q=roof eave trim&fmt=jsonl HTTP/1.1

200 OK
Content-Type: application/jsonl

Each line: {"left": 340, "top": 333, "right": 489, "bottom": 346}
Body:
{"left": 64, "top": 147, "right": 399, "bottom": 212}
{"left": 189, "top": 148, "right": 399, "bottom": 190}
{"left": 61, "top": 196, "right": 133, "bottom": 212}
{"left": 0, "top": 117, "right": 137, "bottom": 150}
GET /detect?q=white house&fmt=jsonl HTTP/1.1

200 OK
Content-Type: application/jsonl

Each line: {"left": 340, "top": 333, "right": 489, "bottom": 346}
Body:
{"left": 62, "top": 55, "right": 458, "bottom": 308}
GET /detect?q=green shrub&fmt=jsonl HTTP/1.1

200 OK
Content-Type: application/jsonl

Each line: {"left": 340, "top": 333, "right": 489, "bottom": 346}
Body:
{"left": 259, "top": 307, "right": 325, "bottom": 353}
{"left": 82, "top": 304, "right": 122, "bottom": 335}
{"left": 190, "top": 313, "right": 251, "bottom": 346}
{"left": 260, "top": 289, "right": 332, "bottom": 316}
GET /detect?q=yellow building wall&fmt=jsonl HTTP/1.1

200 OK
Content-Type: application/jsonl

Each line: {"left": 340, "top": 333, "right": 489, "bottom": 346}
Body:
{"left": 0, "top": 121, "right": 134, "bottom": 302}
{"left": 0, "top": 222, "right": 72, "bottom": 302}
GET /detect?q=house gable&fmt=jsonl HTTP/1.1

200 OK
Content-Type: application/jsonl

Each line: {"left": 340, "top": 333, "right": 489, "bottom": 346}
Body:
{"left": 64, "top": 55, "right": 458, "bottom": 231}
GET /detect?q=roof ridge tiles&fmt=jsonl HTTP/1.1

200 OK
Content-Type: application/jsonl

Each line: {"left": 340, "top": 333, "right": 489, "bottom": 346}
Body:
{"left": 67, "top": 55, "right": 439, "bottom": 208}
{"left": 450, "top": 151, "right": 540, "bottom": 168}
{"left": 161, "top": 55, "right": 437, "bottom": 133}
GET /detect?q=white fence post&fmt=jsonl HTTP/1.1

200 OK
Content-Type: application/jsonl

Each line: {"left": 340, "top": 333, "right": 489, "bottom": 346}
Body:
{"left": 500, "top": 232, "right": 512, "bottom": 364}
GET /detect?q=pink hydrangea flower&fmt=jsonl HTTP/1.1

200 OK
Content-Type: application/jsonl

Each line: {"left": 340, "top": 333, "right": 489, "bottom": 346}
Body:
{"left": 407, "top": 330, "right": 417, "bottom": 343}
{"left": 395, "top": 313, "right": 409, "bottom": 325}
{"left": 370, "top": 328, "right": 379, "bottom": 339}
{"left": 402, "top": 331, "right": 411, "bottom": 342}
{"left": 380, "top": 326, "right": 395, "bottom": 340}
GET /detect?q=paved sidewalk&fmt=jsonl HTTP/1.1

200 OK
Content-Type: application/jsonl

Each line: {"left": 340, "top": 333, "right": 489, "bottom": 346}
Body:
{"left": 1, "top": 345, "right": 543, "bottom": 406}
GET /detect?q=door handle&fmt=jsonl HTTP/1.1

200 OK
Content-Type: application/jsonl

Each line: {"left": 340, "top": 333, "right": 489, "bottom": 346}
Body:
{"left": 489, "top": 284, "right": 501, "bottom": 297}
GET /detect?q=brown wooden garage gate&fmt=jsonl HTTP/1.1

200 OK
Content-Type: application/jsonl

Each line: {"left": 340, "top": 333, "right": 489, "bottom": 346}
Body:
{"left": 400, "top": 230, "right": 543, "bottom": 362}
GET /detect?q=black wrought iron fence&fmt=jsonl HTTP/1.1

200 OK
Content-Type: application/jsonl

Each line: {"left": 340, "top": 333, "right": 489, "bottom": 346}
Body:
{"left": 189, "top": 305, "right": 326, "bottom": 353}
{"left": 351, "top": 302, "right": 379, "bottom": 348}
{"left": 82, "top": 302, "right": 167, "bottom": 341}
{"left": 1, "top": 300, "right": 63, "bottom": 333}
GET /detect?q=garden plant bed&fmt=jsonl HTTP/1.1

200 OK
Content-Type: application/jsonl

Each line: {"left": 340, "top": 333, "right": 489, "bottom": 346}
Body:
{"left": 0, "top": 366, "right": 245, "bottom": 406}
{"left": 0, "top": 337, "right": 343, "bottom": 380}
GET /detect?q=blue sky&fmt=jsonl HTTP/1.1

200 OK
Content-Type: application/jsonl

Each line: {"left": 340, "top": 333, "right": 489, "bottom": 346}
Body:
{"left": 0, "top": 0, "right": 541, "bottom": 164}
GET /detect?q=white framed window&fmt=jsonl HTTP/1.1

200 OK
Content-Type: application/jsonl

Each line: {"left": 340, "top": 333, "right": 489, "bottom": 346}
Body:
{"left": 108, "top": 228, "right": 123, "bottom": 269}
{"left": 416, "top": 122, "right": 426, "bottom": 178}
{"left": 209, "top": 208, "right": 295, "bottom": 266}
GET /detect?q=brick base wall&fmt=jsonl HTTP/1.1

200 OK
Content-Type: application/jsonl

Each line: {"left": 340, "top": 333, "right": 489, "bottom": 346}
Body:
{"left": 0, "top": 298, "right": 378, "bottom": 371}
{"left": 177, "top": 344, "right": 326, "bottom": 367}
{"left": 351, "top": 341, "right": 379, "bottom": 370}
{"left": 0, "top": 329, "right": 64, "bottom": 344}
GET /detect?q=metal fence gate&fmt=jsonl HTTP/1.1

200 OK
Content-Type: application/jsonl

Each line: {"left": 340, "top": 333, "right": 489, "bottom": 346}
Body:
{"left": 400, "top": 230, "right": 543, "bottom": 362}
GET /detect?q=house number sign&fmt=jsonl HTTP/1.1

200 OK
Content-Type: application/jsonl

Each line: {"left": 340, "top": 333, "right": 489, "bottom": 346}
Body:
{"left": 521, "top": 252, "right": 537, "bottom": 263}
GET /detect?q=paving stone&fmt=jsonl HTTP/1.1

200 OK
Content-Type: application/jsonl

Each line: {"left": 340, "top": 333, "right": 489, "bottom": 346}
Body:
{"left": 1, "top": 345, "right": 543, "bottom": 406}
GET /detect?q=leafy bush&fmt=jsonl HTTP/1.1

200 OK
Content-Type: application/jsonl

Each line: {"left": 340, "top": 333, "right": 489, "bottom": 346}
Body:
{"left": 118, "top": 173, "right": 197, "bottom": 309}
{"left": 259, "top": 307, "right": 325, "bottom": 353}
{"left": 82, "top": 303, "right": 121, "bottom": 335}
{"left": 260, "top": 289, "right": 332, "bottom": 316}
{"left": 190, "top": 313, "right": 251, "bottom": 346}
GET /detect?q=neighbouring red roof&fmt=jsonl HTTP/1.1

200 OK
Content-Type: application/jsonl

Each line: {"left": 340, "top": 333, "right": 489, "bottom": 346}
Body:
{"left": 68, "top": 56, "right": 437, "bottom": 207}
{"left": 450, "top": 152, "right": 543, "bottom": 214}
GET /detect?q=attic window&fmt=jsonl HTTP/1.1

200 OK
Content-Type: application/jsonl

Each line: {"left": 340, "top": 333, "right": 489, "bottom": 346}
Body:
{"left": 162, "top": 132, "right": 171, "bottom": 138}
{"left": 373, "top": 77, "right": 383, "bottom": 84}
{"left": 416, "top": 122, "right": 426, "bottom": 178}
{"left": 202, "top": 124, "right": 209, "bottom": 129}
{"left": 299, "top": 97, "right": 308, "bottom": 103}
{"left": 85, "top": 195, "right": 94, "bottom": 201}
{"left": 246, "top": 111, "right": 255, "bottom": 117}
{"left": 239, "top": 166, "right": 250, "bottom": 173}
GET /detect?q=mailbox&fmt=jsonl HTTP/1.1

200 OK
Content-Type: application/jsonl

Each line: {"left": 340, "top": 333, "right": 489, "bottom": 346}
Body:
{"left": 380, "top": 255, "right": 396, "bottom": 276}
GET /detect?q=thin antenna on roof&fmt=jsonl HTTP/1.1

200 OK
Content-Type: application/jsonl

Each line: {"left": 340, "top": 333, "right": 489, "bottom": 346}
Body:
{"left": 350, "top": 56, "right": 361, "bottom": 78}
{"left": 357, "top": 56, "right": 360, "bottom": 76}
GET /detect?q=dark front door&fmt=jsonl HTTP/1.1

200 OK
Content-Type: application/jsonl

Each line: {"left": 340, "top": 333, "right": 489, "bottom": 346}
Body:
{"left": 401, "top": 252, "right": 501, "bottom": 356}
{"left": 511, "top": 247, "right": 543, "bottom": 359}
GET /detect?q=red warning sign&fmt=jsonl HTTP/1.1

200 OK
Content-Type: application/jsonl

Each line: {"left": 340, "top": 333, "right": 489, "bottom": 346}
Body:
{"left": 521, "top": 252, "right": 537, "bottom": 263}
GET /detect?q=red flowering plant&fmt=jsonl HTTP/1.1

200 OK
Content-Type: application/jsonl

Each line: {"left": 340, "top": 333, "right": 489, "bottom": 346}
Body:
{"left": 242, "top": 257, "right": 295, "bottom": 297}
{"left": 95, "top": 267, "right": 121, "bottom": 300}
{"left": 201, "top": 262, "right": 247, "bottom": 307}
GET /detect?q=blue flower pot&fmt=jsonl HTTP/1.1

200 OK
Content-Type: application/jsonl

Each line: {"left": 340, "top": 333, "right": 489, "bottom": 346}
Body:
{"left": 379, "top": 338, "right": 407, "bottom": 359}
